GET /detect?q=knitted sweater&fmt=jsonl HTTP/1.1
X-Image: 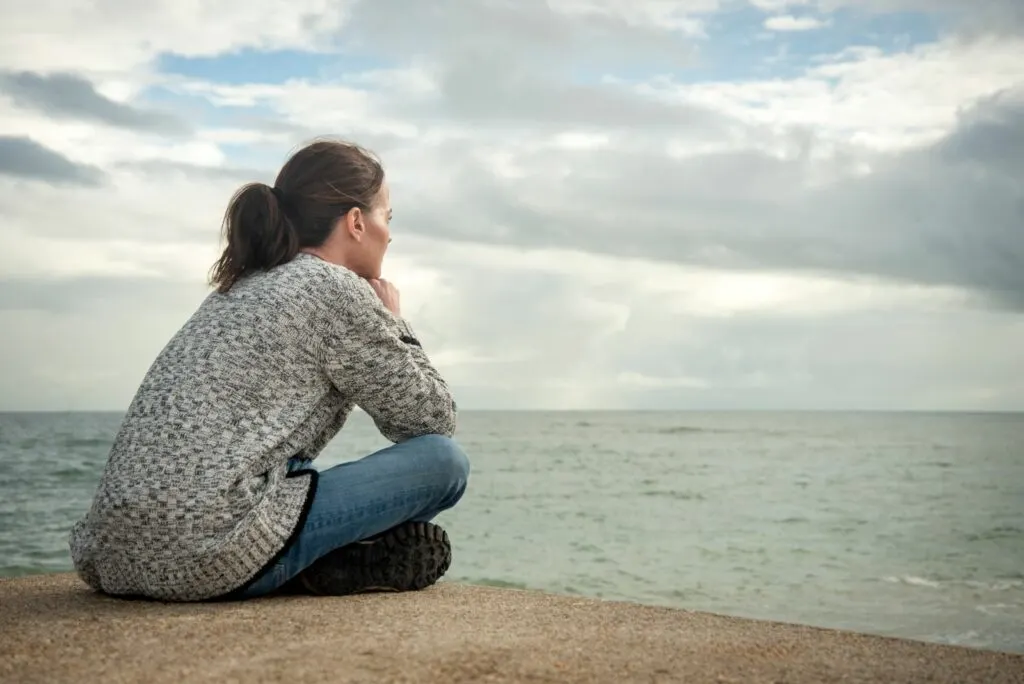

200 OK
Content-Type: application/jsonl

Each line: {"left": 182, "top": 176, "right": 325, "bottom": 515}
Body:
{"left": 68, "top": 253, "right": 456, "bottom": 601}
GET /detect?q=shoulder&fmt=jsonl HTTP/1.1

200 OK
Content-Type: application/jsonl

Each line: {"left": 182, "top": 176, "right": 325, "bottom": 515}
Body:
{"left": 283, "top": 254, "right": 386, "bottom": 324}
{"left": 307, "top": 258, "right": 377, "bottom": 308}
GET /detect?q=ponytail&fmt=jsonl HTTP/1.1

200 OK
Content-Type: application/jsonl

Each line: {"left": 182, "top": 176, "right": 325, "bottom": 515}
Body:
{"left": 209, "top": 183, "right": 299, "bottom": 293}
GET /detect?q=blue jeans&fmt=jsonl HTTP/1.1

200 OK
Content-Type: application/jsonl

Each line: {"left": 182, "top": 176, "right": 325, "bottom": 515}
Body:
{"left": 236, "top": 434, "right": 470, "bottom": 598}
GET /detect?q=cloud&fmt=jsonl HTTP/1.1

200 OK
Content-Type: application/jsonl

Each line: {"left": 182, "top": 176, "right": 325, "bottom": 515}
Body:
{"left": 350, "top": 83, "right": 1024, "bottom": 312}
{"left": 0, "top": 71, "right": 189, "bottom": 134}
{"left": 0, "top": 0, "right": 357, "bottom": 72}
{"left": 432, "top": 57, "right": 723, "bottom": 131}
{"left": 750, "top": 0, "right": 811, "bottom": 10}
{"left": 763, "top": 15, "right": 828, "bottom": 31}
{"left": 0, "top": 275, "right": 212, "bottom": 410}
{"left": 3, "top": 239, "right": 1021, "bottom": 412}
{"left": 115, "top": 159, "right": 267, "bottom": 183}
{"left": 350, "top": 31, "right": 1022, "bottom": 313}
{"left": 675, "top": 36, "right": 1024, "bottom": 151}
{"left": 345, "top": 0, "right": 714, "bottom": 63}
{"left": 937, "top": 88, "right": 1024, "bottom": 176}
{"left": 329, "top": 0, "right": 721, "bottom": 134}
{"left": 816, "top": 0, "right": 1024, "bottom": 34}
{"left": 0, "top": 0, "right": 1023, "bottom": 411}
{"left": 0, "top": 136, "right": 105, "bottom": 185}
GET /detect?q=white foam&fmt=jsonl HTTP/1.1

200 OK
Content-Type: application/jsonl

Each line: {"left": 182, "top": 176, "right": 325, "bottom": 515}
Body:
{"left": 975, "top": 603, "right": 1020, "bottom": 617}
{"left": 882, "top": 575, "right": 943, "bottom": 588}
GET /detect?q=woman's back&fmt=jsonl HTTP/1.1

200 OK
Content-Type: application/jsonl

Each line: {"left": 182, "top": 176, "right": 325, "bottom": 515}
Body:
{"left": 125, "top": 254, "right": 343, "bottom": 462}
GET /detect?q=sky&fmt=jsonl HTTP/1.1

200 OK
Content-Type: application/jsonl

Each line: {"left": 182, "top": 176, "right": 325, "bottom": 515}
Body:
{"left": 1, "top": 0, "right": 1023, "bottom": 412}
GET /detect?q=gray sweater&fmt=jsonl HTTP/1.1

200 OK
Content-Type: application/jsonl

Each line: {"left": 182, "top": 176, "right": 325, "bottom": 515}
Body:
{"left": 68, "top": 254, "right": 457, "bottom": 601}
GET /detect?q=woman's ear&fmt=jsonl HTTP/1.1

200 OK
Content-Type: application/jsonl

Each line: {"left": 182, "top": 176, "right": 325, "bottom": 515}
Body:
{"left": 341, "top": 206, "right": 366, "bottom": 241}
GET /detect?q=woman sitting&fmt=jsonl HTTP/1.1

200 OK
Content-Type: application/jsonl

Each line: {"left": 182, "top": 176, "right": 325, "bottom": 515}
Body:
{"left": 69, "top": 139, "right": 470, "bottom": 602}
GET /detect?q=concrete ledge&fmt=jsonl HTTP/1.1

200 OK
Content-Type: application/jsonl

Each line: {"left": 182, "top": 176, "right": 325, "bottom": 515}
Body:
{"left": 1, "top": 573, "right": 1021, "bottom": 683}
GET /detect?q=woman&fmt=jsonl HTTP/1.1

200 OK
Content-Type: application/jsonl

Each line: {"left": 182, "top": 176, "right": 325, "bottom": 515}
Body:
{"left": 68, "top": 139, "right": 469, "bottom": 602}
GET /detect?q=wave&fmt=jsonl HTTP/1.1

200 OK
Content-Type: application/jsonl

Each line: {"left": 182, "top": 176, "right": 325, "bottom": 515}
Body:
{"left": 975, "top": 603, "right": 1022, "bottom": 617}
{"left": 883, "top": 575, "right": 943, "bottom": 589}
{"left": 882, "top": 575, "right": 1024, "bottom": 592}
{"left": 49, "top": 466, "right": 94, "bottom": 479}
{"left": 656, "top": 426, "right": 711, "bottom": 435}
{"left": 651, "top": 425, "right": 794, "bottom": 437}
{"left": 640, "top": 489, "right": 706, "bottom": 501}
{"left": 966, "top": 579, "right": 1024, "bottom": 592}
{"left": 966, "top": 525, "right": 1022, "bottom": 541}
{"left": 62, "top": 437, "right": 113, "bottom": 449}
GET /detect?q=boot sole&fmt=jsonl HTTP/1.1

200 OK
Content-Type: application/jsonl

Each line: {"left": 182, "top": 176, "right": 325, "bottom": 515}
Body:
{"left": 298, "top": 521, "right": 452, "bottom": 596}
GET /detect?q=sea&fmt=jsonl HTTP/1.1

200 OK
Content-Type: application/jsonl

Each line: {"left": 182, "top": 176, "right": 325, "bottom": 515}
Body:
{"left": 1, "top": 410, "right": 1022, "bottom": 654}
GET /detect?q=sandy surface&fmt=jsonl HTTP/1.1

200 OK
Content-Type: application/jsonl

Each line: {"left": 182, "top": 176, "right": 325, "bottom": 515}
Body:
{"left": 1, "top": 573, "right": 1021, "bottom": 683}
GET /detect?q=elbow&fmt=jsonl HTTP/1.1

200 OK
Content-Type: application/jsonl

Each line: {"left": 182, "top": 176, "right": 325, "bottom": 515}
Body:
{"left": 426, "top": 395, "right": 457, "bottom": 438}
{"left": 382, "top": 395, "right": 457, "bottom": 443}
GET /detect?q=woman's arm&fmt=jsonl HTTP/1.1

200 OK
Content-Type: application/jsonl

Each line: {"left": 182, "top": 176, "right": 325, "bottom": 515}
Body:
{"left": 320, "top": 276, "right": 456, "bottom": 443}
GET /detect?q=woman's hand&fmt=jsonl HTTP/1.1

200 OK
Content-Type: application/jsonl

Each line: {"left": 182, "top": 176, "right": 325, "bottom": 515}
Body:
{"left": 368, "top": 278, "right": 401, "bottom": 317}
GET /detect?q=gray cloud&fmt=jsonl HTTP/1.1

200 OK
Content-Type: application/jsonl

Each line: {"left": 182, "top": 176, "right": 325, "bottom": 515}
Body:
{"left": 0, "top": 275, "right": 210, "bottom": 411}
{"left": 431, "top": 51, "right": 721, "bottom": 131}
{"left": 388, "top": 87, "right": 1024, "bottom": 311}
{"left": 937, "top": 89, "right": 1024, "bottom": 176}
{"left": 0, "top": 71, "right": 189, "bottom": 134}
{"left": 0, "top": 136, "right": 106, "bottom": 186}
{"left": 302, "top": 1, "right": 1022, "bottom": 311}
{"left": 0, "top": 275, "right": 202, "bottom": 314}
{"left": 344, "top": 0, "right": 701, "bottom": 71}
{"left": 114, "top": 159, "right": 269, "bottom": 183}
{"left": 342, "top": 0, "right": 718, "bottom": 132}
{"left": 602, "top": 308, "right": 1024, "bottom": 411}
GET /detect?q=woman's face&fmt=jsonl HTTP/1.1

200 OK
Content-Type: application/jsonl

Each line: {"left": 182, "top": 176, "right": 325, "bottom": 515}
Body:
{"left": 342, "top": 182, "right": 392, "bottom": 280}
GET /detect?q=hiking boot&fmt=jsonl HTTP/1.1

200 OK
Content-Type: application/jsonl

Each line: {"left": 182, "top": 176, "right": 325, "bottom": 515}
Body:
{"left": 297, "top": 521, "right": 452, "bottom": 596}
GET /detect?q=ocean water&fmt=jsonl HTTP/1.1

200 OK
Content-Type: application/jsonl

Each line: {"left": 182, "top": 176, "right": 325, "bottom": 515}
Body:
{"left": 1, "top": 410, "right": 1022, "bottom": 653}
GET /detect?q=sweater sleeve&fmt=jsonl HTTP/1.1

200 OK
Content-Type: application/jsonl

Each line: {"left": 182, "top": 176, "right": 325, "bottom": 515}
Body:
{"left": 320, "top": 278, "right": 457, "bottom": 443}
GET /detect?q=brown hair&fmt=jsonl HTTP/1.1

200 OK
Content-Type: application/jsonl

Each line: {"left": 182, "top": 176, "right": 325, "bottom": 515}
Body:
{"left": 209, "top": 138, "right": 385, "bottom": 292}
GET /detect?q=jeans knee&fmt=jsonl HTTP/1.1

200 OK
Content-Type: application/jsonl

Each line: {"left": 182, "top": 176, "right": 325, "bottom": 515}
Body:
{"left": 416, "top": 434, "right": 470, "bottom": 485}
